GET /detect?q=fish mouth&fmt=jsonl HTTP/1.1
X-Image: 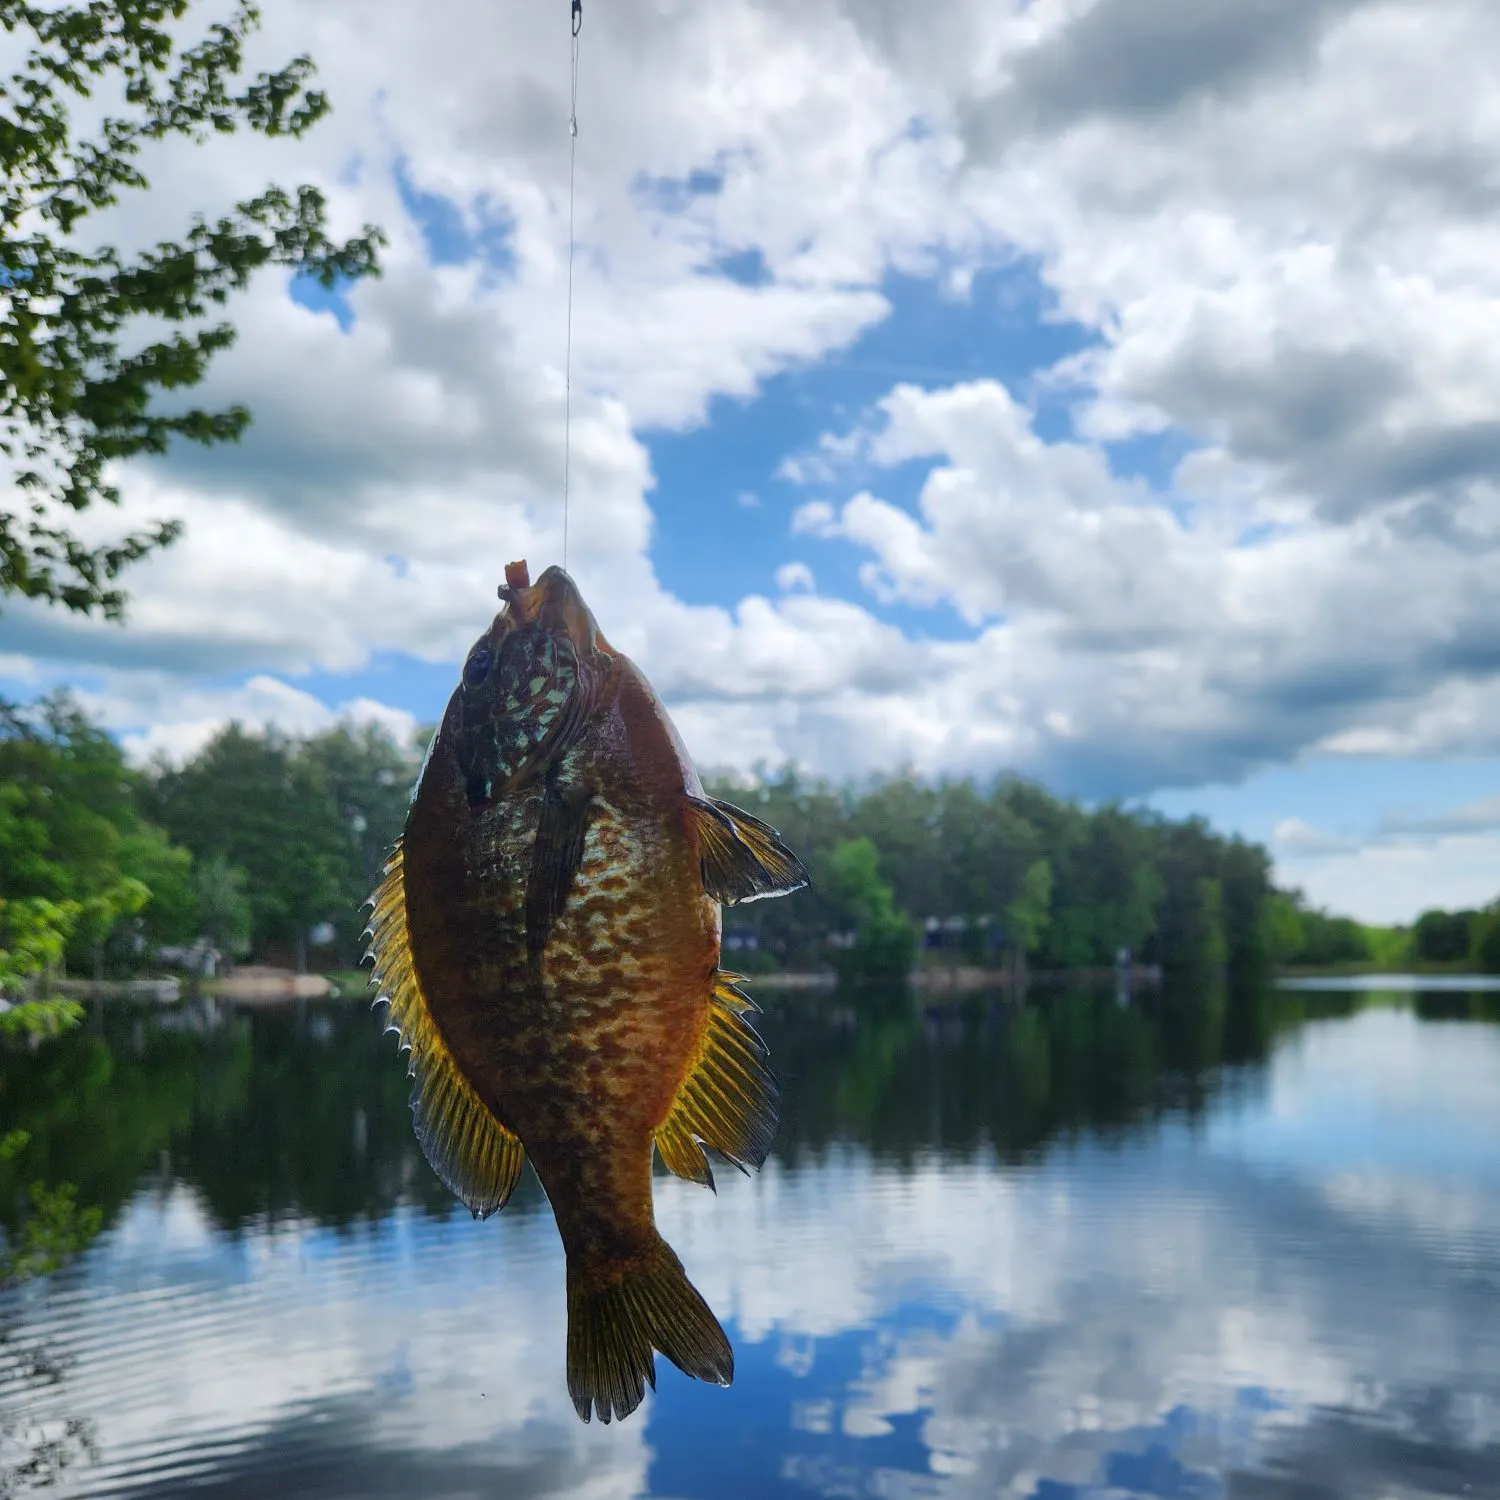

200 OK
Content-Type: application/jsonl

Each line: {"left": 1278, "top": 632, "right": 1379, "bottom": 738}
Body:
{"left": 496, "top": 558, "right": 546, "bottom": 624}
{"left": 496, "top": 561, "right": 606, "bottom": 656}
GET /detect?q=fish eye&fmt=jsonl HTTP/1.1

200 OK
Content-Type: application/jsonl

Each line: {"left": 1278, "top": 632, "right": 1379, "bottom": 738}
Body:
{"left": 462, "top": 646, "right": 492, "bottom": 688}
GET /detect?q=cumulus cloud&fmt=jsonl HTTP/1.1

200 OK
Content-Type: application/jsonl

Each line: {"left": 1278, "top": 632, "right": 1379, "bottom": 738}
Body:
{"left": 1384, "top": 794, "right": 1500, "bottom": 837}
{"left": 1270, "top": 814, "right": 1500, "bottom": 922}
{"left": 1272, "top": 818, "right": 1359, "bottom": 858}
{"left": 776, "top": 376, "right": 1500, "bottom": 795}
{"left": 80, "top": 676, "right": 423, "bottom": 768}
{"left": 5, "top": 0, "right": 1500, "bottom": 872}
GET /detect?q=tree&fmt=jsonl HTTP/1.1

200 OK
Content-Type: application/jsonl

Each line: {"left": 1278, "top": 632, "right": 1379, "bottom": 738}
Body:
{"left": 296, "top": 723, "right": 420, "bottom": 959}
{"left": 1283, "top": 903, "right": 1369, "bottom": 967}
{"left": 193, "top": 851, "right": 251, "bottom": 957}
{"left": 144, "top": 723, "right": 346, "bottom": 964}
{"left": 1471, "top": 904, "right": 1500, "bottom": 975}
{"left": 0, "top": 691, "right": 193, "bottom": 982}
{"left": 118, "top": 824, "right": 196, "bottom": 946}
{"left": 1005, "top": 858, "right": 1053, "bottom": 962}
{"left": 826, "top": 837, "right": 916, "bottom": 982}
{"left": 0, "top": 895, "right": 76, "bottom": 1001}
{"left": 1219, "top": 837, "right": 1274, "bottom": 974}
{"left": 1413, "top": 908, "right": 1478, "bottom": 964}
{"left": 1, "top": 0, "right": 383, "bottom": 617}
{"left": 1263, "top": 890, "right": 1306, "bottom": 964}
{"left": 1150, "top": 820, "right": 1229, "bottom": 975}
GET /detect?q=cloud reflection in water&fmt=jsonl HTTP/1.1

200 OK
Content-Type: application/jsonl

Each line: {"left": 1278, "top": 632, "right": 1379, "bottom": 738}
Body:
{"left": 2, "top": 998, "right": 1498, "bottom": 1498}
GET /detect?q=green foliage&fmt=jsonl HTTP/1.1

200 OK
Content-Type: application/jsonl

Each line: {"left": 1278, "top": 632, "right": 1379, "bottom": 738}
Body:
{"left": 0, "top": 995, "right": 83, "bottom": 1036}
{"left": 825, "top": 837, "right": 917, "bottom": 981}
{"left": 118, "top": 825, "right": 196, "bottom": 946}
{"left": 707, "top": 768, "right": 1285, "bottom": 975}
{"left": 0, "top": 695, "right": 420, "bottom": 973}
{"left": 1295, "top": 911, "right": 1370, "bottom": 966}
{"left": 1414, "top": 907, "right": 1479, "bottom": 964}
{"left": 1363, "top": 924, "right": 1411, "bottom": 968}
{"left": 1263, "top": 891, "right": 1304, "bottom": 963}
{"left": 0, "top": 692, "right": 1385, "bottom": 984}
{"left": 1470, "top": 906, "right": 1500, "bottom": 975}
{"left": 297, "top": 723, "right": 420, "bottom": 957}
{"left": 1264, "top": 886, "right": 1373, "bottom": 967}
{"left": 1006, "top": 858, "right": 1052, "bottom": 957}
{"left": 144, "top": 720, "right": 419, "bottom": 966}
{"left": 194, "top": 851, "right": 251, "bottom": 957}
{"left": 0, "top": 692, "right": 195, "bottom": 984}
{"left": 1, "top": 0, "right": 384, "bottom": 617}
{"left": 0, "top": 894, "right": 76, "bottom": 993}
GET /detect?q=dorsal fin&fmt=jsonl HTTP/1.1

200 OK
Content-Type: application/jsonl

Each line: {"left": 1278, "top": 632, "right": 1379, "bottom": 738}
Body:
{"left": 686, "top": 797, "right": 810, "bottom": 906}
{"left": 654, "top": 972, "right": 778, "bottom": 1189}
{"left": 367, "top": 842, "right": 524, "bottom": 1218}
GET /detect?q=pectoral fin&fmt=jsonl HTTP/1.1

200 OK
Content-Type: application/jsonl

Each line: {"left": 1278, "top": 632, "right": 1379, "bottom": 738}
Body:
{"left": 526, "top": 772, "right": 593, "bottom": 961}
{"left": 686, "top": 796, "right": 810, "bottom": 906}
{"left": 655, "top": 972, "right": 778, "bottom": 1188}
{"left": 368, "top": 843, "right": 524, "bottom": 1217}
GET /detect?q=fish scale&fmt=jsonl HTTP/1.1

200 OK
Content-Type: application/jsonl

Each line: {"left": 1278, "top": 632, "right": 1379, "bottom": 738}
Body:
{"left": 367, "top": 562, "right": 810, "bottom": 1423}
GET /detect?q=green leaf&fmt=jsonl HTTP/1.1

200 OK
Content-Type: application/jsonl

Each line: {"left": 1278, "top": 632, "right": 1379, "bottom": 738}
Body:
{"left": 1, "top": 0, "right": 385, "bottom": 618}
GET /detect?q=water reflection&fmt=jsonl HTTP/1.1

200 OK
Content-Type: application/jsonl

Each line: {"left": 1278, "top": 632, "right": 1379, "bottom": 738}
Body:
{"left": 2, "top": 981, "right": 1499, "bottom": 1497}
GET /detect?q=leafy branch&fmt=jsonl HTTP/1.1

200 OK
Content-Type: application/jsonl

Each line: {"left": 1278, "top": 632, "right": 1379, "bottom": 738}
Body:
{"left": 0, "top": 1, "right": 385, "bottom": 617}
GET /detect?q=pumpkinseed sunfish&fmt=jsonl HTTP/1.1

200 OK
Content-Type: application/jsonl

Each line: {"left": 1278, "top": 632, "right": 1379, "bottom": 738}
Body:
{"left": 367, "top": 560, "right": 808, "bottom": 1423}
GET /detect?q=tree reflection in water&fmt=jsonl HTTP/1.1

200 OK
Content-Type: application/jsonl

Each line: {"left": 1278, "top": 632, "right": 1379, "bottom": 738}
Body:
{"left": 2, "top": 979, "right": 1498, "bottom": 1495}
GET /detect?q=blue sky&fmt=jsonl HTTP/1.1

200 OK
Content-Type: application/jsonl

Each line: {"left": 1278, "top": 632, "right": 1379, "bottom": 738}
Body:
{"left": 3, "top": 0, "right": 1500, "bottom": 923}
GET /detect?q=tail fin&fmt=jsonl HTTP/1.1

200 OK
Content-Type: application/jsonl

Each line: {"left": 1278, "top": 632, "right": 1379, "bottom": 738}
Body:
{"left": 566, "top": 1234, "right": 733, "bottom": 1423}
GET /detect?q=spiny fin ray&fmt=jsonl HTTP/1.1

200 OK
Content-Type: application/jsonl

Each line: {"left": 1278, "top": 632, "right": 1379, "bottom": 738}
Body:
{"left": 567, "top": 1234, "right": 733, "bottom": 1423}
{"left": 686, "top": 796, "right": 810, "bottom": 906}
{"left": 367, "top": 842, "right": 523, "bottom": 1218}
{"left": 655, "top": 971, "right": 779, "bottom": 1184}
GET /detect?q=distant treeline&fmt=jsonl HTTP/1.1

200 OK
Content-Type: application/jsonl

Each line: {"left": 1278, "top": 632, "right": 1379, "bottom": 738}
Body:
{"left": 703, "top": 769, "right": 1381, "bottom": 979}
{"left": 1, "top": 692, "right": 1492, "bottom": 989}
{"left": 0, "top": 694, "right": 411, "bottom": 987}
{"left": 1407, "top": 905, "right": 1500, "bottom": 971}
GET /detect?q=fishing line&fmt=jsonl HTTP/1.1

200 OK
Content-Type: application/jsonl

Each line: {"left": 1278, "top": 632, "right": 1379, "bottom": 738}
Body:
{"left": 563, "top": 0, "right": 582, "bottom": 573}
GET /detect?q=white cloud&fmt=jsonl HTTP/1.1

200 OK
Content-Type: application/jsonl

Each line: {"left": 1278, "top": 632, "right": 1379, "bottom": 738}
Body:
{"left": 1272, "top": 818, "right": 1359, "bottom": 858}
{"left": 6, "top": 0, "right": 1500, "bottom": 912}
{"left": 1270, "top": 817, "right": 1500, "bottom": 922}
{"left": 1385, "top": 793, "right": 1500, "bottom": 837}
{"left": 71, "top": 674, "right": 421, "bottom": 768}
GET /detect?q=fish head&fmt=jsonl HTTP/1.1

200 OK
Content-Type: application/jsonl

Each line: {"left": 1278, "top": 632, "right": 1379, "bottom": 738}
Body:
{"left": 452, "top": 564, "right": 606, "bottom": 811}
{"left": 497, "top": 564, "right": 612, "bottom": 658}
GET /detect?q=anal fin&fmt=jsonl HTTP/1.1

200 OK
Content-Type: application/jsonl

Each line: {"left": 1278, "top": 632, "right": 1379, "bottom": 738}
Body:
{"left": 655, "top": 972, "right": 778, "bottom": 1188}
{"left": 686, "top": 796, "right": 810, "bottom": 906}
{"left": 367, "top": 842, "right": 524, "bottom": 1217}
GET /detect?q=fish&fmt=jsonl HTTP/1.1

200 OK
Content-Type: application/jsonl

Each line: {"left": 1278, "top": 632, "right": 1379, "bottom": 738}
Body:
{"left": 367, "top": 559, "right": 809, "bottom": 1423}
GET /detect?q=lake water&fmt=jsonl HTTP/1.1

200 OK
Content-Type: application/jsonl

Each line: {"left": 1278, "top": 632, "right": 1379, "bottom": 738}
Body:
{"left": 4, "top": 980, "right": 1500, "bottom": 1498}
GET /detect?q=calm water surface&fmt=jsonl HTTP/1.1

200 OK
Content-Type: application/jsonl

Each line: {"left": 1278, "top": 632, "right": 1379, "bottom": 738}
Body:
{"left": 3, "top": 981, "right": 1500, "bottom": 1498}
